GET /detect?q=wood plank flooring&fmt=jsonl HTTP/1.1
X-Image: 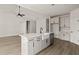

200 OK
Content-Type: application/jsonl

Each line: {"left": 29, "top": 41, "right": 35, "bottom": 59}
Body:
{"left": 0, "top": 36, "right": 21, "bottom": 55}
{"left": 0, "top": 36, "right": 79, "bottom": 55}
{"left": 38, "top": 39, "right": 79, "bottom": 55}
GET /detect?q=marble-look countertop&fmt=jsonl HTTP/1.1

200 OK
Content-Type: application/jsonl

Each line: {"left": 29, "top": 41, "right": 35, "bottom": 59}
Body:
{"left": 19, "top": 33, "right": 50, "bottom": 41}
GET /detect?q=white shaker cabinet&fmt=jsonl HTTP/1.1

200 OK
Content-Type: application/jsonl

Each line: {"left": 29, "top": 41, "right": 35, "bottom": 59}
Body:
{"left": 46, "top": 37, "right": 50, "bottom": 47}
{"left": 34, "top": 36, "right": 42, "bottom": 54}
{"left": 50, "top": 18, "right": 54, "bottom": 23}
{"left": 21, "top": 33, "right": 50, "bottom": 55}
{"left": 41, "top": 34, "right": 50, "bottom": 50}
{"left": 28, "top": 39, "right": 34, "bottom": 55}
{"left": 54, "top": 17, "right": 59, "bottom": 23}
{"left": 50, "top": 17, "right": 59, "bottom": 23}
{"left": 45, "top": 35, "right": 50, "bottom": 47}
{"left": 21, "top": 37, "right": 35, "bottom": 55}
{"left": 41, "top": 39, "right": 47, "bottom": 50}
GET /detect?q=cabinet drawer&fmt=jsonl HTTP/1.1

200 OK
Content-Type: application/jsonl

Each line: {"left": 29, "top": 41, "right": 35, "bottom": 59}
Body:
{"left": 44, "top": 35, "right": 49, "bottom": 39}
{"left": 36, "top": 36, "right": 42, "bottom": 39}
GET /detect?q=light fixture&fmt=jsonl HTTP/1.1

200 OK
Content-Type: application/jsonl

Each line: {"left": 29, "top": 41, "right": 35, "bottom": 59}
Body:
{"left": 17, "top": 6, "right": 25, "bottom": 17}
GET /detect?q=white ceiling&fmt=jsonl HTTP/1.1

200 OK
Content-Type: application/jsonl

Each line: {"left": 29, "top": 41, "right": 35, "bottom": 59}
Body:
{"left": 20, "top": 4, "right": 79, "bottom": 16}
{"left": 0, "top": 4, "right": 17, "bottom": 12}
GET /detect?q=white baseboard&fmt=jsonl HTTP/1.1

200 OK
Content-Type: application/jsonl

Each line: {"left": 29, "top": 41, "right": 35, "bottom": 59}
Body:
{"left": 59, "top": 38, "right": 79, "bottom": 45}
{"left": 0, "top": 34, "right": 19, "bottom": 38}
{"left": 70, "top": 40, "right": 79, "bottom": 45}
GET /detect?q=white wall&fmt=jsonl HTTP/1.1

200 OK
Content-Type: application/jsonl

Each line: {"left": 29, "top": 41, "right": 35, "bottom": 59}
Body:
{"left": 70, "top": 8, "right": 79, "bottom": 45}
{"left": 0, "top": 5, "right": 47, "bottom": 37}
{"left": 0, "top": 11, "right": 23, "bottom": 37}
{"left": 20, "top": 6, "right": 47, "bottom": 34}
{"left": 36, "top": 17, "right": 46, "bottom": 34}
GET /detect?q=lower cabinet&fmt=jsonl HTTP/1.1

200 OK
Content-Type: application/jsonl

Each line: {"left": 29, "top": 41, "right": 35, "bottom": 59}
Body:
{"left": 41, "top": 35, "right": 50, "bottom": 52}
{"left": 21, "top": 38, "right": 34, "bottom": 55}
{"left": 46, "top": 38, "right": 50, "bottom": 47}
{"left": 28, "top": 40, "right": 34, "bottom": 55}
{"left": 41, "top": 39, "right": 47, "bottom": 50}
{"left": 21, "top": 34, "right": 50, "bottom": 55}
{"left": 33, "top": 36, "right": 42, "bottom": 54}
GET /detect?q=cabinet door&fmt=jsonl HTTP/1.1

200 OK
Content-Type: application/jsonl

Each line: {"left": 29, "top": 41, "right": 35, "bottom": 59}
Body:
{"left": 54, "top": 17, "right": 59, "bottom": 23}
{"left": 50, "top": 17, "right": 59, "bottom": 23}
{"left": 45, "top": 35, "right": 50, "bottom": 47}
{"left": 50, "top": 18, "right": 54, "bottom": 23}
{"left": 28, "top": 40, "right": 34, "bottom": 55}
{"left": 21, "top": 42, "right": 28, "bottom": 55}
{"left": 34, "top": 36, "right": 42, "bottom": 54}
{"left": 41, "top": 39, "right": 47, "bottom": 49}
{"left": 46, "top": 38, "right": 50, "bottom": 47}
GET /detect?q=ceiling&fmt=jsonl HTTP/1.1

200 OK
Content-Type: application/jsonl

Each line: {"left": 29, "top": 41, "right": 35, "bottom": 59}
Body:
{"left": 20, "top": 4, "right": 79, "bottom": 16}
{"left": 0, "top": 4, "right": 17, "bottom": 12}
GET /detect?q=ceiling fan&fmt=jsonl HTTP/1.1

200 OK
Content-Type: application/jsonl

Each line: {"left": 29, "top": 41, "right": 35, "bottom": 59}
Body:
{"left": 17, "top": 6, "right": 25, "bottom": 17}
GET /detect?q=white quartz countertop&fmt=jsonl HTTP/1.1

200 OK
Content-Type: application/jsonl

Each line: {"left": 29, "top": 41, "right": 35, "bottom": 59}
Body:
{"left": 19, "top": 33, "right": 50, "bottom": 41}
{"left": 20, "top": 33, "right": 41, "bottom": 38}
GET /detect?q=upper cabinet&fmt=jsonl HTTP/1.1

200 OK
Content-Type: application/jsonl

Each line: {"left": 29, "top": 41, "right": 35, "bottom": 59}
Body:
{"left": 50, "top": 17, "right": 59, "bottom": 23}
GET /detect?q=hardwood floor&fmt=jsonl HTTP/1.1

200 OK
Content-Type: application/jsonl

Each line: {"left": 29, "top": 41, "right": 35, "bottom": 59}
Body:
{"left": 0, "top": 36, "right": 21, "bottom": 55}
{"left": 0, "top": 36, "right": 79, "bottom": 55}
{"left": 38, "top": 39, "right": 79, "bottom": 55}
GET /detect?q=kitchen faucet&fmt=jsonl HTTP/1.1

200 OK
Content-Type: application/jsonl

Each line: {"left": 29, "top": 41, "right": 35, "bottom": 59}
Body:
{"left": 40, "top": 27, "right": 43, "bottom": 34}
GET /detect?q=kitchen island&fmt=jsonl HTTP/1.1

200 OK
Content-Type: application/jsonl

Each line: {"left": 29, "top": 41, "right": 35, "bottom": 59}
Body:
{"left": 19, "top": 33, "right": 50, "bottom": 55}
